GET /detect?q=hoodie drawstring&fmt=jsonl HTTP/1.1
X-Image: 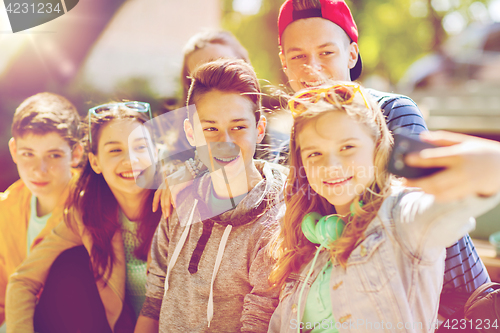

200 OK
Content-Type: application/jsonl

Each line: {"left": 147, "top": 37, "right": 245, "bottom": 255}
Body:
{"left": 207, "top": 224, "right": 232, "bottom": 327}
{"left": 165, "top": 199, "right": 198, "bottom": 291}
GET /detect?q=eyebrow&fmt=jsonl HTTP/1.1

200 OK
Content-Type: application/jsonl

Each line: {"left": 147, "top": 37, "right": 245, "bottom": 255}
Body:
{"left": 285, "top": 46, "right": 303, "bottom": 53}
{"left": 103, "top": 136, "right": 148, "bottom": 146}
{"left": 301, "top": 137, "right": 360, "bottom": 153}
{"left": 286, "top": 42, "right": 338, "bottom": 54}
{"left": 18, "top": 147, "right": 66, "bottom": 153}
{"left": 199, "top": 118, "right": 251, "bottom": 124}
{"left": 47, "top": 149, "right": 66, "bottom": 153}
{"left": 103, "top": 141, "right": 122, "bottom": 146}
{"left": 318, "top": 42, "right": 337, "bottom": 49}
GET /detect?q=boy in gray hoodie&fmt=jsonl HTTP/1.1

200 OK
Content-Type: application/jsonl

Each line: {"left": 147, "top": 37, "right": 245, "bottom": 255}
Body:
{"left": 135, "top": 59, "right": 286, "bottom": 333}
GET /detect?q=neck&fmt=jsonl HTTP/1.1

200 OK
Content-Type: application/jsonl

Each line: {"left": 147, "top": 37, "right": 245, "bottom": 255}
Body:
{"left": 333, "top": 201, "right": 352, "bottom": 217}
{"left": 210, "top": 161, "right": 262, "bottom": 199}
{"left": 36, "top": 192, "right": 64, "bottom": 217}
{"left": 112, "top": 190, "right": 149, "bottom": 221}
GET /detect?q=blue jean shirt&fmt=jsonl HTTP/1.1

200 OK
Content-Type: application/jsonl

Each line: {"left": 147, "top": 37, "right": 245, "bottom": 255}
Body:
{"left": 268, "top": 187, "right": 500, "bottom": 333}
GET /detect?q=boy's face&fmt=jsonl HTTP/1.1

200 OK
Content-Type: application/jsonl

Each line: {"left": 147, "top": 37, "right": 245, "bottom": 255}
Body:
{"left": 9, "top": 132, "right": 80, "bottom": 200}
{"left": 280, "top": 17, "right": 359, "bottom": 92}
{"left": 184, "top": 90, "right": 266, "bottom": 181}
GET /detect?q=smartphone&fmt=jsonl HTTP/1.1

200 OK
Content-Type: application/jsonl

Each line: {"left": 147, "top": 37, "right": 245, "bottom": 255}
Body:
{"left": 388, "top": 133, "right": 445, "bottom": 179}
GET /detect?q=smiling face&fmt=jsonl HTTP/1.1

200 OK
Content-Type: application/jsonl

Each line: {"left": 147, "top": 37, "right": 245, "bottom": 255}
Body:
{"left": 89, "top": 119, "right": 156, "bottom": 198}
{"left": 280, "top": 17, "right": 359, "bottom": 92}
{"left": 9, "top": 132, "right": 80, "bottom": 201}
{"left": 185, "top": 90, "right": 265, "bottom": 181}
{"left": 298, "top": 111, "right": 375, "bottom": 215}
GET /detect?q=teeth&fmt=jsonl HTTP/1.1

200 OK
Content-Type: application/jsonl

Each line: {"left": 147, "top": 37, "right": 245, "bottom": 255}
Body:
{"left": 214, "top": 156, "right": 237, "bottom": 163}
{"left": 121, "top": 172, "right": 135, "bottom": 179}
{"left": 325, "top": 177, "right": 350, "bottom": 185}
{"left": 302, "top": 80, "right": 326, "bottom": 87}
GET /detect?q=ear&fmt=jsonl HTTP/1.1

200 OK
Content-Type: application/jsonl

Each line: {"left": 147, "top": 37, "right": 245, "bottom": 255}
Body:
{"left": 88, "top": 152, "right": 102, "bottom": 174}
{"left": 70, "top": 142, "right": 84, "bottom": 168}
{"left": 184, "top": 118, "right": 196, "bottom": 147}
{"left": 256, "top": 115, "right": 267, "bottom": 144}
{"left": 8, "top": 137, "right": 17, "bottom": 164}
{"left": 279, "top": 51, "right": 287, "bottom": 71}
{"left": 347, "top": 42, "right": 359, "bottom": 71}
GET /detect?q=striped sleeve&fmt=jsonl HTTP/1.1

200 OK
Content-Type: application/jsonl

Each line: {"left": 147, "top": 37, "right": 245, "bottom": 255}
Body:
{"left": 439, "top": 235, "right": 491, "bottom": 317}
{"left": 367, "top": 89, "right": 428, "bottom": 136}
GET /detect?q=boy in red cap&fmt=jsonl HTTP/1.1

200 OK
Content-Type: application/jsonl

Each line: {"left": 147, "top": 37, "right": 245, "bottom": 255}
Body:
{"left": 277, "top": 0, "right": 489, "bottom": 322}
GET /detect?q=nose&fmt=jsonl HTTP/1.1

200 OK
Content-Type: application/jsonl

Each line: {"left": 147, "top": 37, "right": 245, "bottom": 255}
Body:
{"left": 325, "top": 154, "right": 343, "bottom": 175}
{"left": 304, "top": 55, "right": 322, "bottom": 73}
{"left": 123, "top": 148, "right": 139, "bottom": 166}
{"left": 33, "top": 157, "right": 48, "bottom": 175}
{"left": 211, "top": 137, "right": 238, "bottom": 154}
{"left": 219, "top": 129, "right": 233, "bottom": 143}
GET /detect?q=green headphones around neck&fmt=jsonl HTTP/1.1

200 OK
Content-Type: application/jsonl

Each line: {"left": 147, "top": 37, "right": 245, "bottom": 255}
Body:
{"left": 301, "top": 201, "right": 363, "bottom": 247}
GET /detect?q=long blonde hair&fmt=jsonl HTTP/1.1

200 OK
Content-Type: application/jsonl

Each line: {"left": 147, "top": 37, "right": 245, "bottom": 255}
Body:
{"left": 269, "top": 83, "right": 394, "bottom": 288}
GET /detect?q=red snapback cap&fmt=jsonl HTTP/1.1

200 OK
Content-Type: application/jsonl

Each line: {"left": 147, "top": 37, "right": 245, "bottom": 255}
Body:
{"left": 278, "top": 0, "right": 362, "bottom": 80}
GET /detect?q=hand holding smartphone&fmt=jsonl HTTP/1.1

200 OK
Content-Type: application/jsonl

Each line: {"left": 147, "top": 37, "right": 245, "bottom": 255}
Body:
{"left": 388, "top": 133, "right": 445, "bottom": 179}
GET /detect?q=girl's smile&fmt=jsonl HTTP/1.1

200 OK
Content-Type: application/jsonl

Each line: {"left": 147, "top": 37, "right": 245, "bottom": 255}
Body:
{"left": 298, "top": 111, "right": 375, "bottom": 216}
{"left": 90, "top": 119, "right": 156, "bottom": 197}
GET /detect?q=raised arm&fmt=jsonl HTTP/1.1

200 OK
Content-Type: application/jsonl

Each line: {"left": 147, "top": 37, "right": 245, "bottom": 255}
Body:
{"left": 392, "top": 188, "right": 500, "bottom": 261}
{"left": 404, "top": 131, "right": 500, "bottom": 201}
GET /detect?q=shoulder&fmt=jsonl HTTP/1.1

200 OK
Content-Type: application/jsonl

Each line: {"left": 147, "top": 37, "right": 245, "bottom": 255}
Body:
{"left": 366, "top": 88, "right": 421, "bottom": 117}
{"left": 62, "top": 205, "right": 88, "bottom": 237}
{"left": 0, "top": 179, "right": 31, "bottom": 227}
{"left": 377, "top": 186, "right": 425, "bottom": 219}
{"left": 366, "top": 89, "right": 418, "bottom": 109}
{"left": 0, "top": 179, "right": 31, "bottom": 204}
{"left": 366, "top": 88, "right": 428, "bottom": 134}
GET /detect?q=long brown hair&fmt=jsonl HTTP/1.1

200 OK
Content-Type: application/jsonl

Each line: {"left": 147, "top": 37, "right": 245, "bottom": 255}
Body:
{"left": 269, "top": 83, "right": 393, "bottom": 288}
{"left": 65, "top": 105, "right": 161, "bottom": 280}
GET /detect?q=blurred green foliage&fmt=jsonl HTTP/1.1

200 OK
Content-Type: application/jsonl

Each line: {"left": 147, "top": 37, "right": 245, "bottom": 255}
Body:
{"left": 222, "top": 0, "right": 493, "bottom": 85}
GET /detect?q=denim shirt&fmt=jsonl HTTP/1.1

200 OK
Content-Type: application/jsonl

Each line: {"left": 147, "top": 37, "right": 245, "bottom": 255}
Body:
{"left": 268, "top": 187, "right": 500, "bottom": 333}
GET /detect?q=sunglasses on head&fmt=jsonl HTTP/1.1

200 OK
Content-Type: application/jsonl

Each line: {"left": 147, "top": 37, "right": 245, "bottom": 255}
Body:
{"left": 88, "top": 101, "right": 152, "bottom": 145}
{"left": 288, "top": 83, "right": 370, "bottom": 118}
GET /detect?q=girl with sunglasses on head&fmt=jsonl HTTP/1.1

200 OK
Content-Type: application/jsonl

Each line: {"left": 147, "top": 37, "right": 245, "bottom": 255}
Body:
{"left": 266, "top": 83, "right": 500, "bottom": 333}
{"left": 6, "top": 102, "right": 162, "bottom": 333}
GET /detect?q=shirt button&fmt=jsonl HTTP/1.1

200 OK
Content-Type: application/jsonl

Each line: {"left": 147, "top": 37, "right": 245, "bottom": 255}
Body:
{"left": 292, "top": 304, "right": 297, "bottom": 313}
{"left": 332, "top": 281, "right": 343, "bottom": 290}
{"left": 360, "top": 245, "right": 367, "bottom": 257}
{"left": 339, "top": 314, "right": 352, "bottom": 323}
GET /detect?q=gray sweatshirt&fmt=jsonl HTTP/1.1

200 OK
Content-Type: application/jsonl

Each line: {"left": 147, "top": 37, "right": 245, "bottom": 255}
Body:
{"left": 142, "top": 160, "right": 286, "bottom": 332}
